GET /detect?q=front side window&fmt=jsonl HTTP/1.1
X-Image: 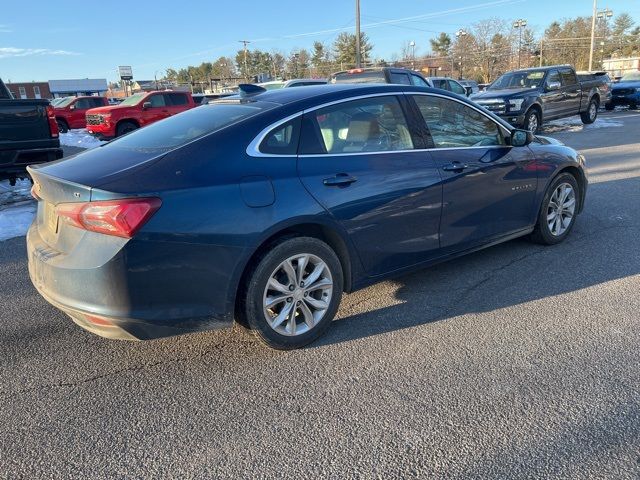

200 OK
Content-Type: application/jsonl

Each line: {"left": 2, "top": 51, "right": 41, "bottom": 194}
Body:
{"left": 148, "top": 94, "right": 166, "bottom": 107}
{"left": 546, "top": 70, "right": 561, "bottom": 87}
{"left": 448, "top": 80, "right": 466, "bottom": 95}
{"left": 413, "top": 95, "right": 505, "bottom": 148}
{"left": 432, "top": 79, "right": 448, "bottom": 90}
{"left": 74, "top": 98, "right": 92, "bottom": 109}
{"left": 301, "top": 96, "right": 414, "bottom": 155}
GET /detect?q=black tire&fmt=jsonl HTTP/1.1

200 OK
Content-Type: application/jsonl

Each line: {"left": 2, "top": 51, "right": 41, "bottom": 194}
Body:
{"left": 629, "top": 104, "right": 638, "bottom": 110}
{"left": 116, "top": 121, "right": 138, "bottom": 137}
{"left": 56, "top": 119, "right": 69, "bottom": 134}
{"left": 242, "top": 237, "right": 343, "bottom": 350}
{"left": 531, "top": 173, "right": 580, "bottom": 245}
{"left": 524, "top": 108, "right": 541, "bottom": 133}
{"left": 604, "top": 103, "right": 614, "bottom": 111}
{"left": 580, "top": 98, "right": 599, "bottom": 124}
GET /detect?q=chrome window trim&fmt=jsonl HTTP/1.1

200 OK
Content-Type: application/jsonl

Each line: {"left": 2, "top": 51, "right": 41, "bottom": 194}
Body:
{"left": 246, "top": 91, "right": 512, "bottom": 158}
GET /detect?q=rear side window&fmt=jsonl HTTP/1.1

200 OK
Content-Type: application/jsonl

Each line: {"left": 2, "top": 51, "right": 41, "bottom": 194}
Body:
{"left": 167, "top": 93, "right": 188, "bottom": 106}
{"left": 560, "top": 68, "right": 577, "bottom": 86}
{"left": 300, "top": 95, "right": 414, "bottom": 155}
{"left": 432, "top": 79, "right": 448, "bottom": 90}
{"left": 411, "top": 75, "right": 429, "bottom": 87}
{"left": 109, "top": 103, "right": 275, "bottom": 151}
{"left": 91, "top": 98, "right": 105, "bottom": 108}
{"left": 389, "top": 72, "right": 411, "bottom": 85}
{"left": 259, "top": 118, "right": 301, "bottom": 155}
{"left": 413, "top": 95, "right": 505, "bottom": 148}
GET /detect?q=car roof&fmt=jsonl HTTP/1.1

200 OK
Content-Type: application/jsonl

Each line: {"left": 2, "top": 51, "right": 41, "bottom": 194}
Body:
{"left": 222, "top": 83, "right": 468, "bottom": 108}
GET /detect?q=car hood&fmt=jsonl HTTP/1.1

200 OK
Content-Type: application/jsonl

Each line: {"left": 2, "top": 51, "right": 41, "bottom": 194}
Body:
{"left": 86, "top": 104, "right": 138, "bottom": 114}
{"left": 612, "top": 81, "right": 640, "bottom": 90}
{"left": 471, "top": 88, "right": 536, "bottom": 101}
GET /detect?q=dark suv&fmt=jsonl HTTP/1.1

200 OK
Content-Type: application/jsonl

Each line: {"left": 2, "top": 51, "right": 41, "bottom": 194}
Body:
{"left": 330, "top": 67, "right": 434, "bottom": 88}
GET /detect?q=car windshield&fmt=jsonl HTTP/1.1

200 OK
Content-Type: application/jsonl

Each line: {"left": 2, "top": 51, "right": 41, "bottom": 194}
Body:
{"left": 108, "top": 101, "right": 277, "bottom": 151}
{"left": 55, "top": 97, "right": 76, "bottom": 108}
{"left": 489, "top": 71, "right": 545, "bottom": 90}
{"left": 118, "top": 93, "right": 147, "bottom": 106}
{"left": 621, "top": 72, "right": 640, "bottom": 82}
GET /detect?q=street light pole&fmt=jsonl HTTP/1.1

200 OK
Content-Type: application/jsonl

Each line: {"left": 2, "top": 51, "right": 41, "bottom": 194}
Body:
{"left": 239, "top": 40, "right": 251, "bottom": 81}
{"left": 455, "top": 29, "right": 467, "bottom": 80}
{"left": 409, "top": 41, "right": 416, "bottom": 69}
{"left": 355, "top": 0, "right": 361, "bottom": 68}
{"left": 589, "top": 0, "right": 598, "bottom": 71}
{"left": 513, "top": 19, "right": 527, "bottom": 69}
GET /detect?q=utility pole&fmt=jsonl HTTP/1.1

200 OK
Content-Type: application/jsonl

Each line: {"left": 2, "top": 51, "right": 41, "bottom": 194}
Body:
{"left": 355, "top": 0, "right": 361, "bottom": 68}
{"left": 455, "top": 29, "right": 467, "bottom": 79}
{"left": 539, "top": 38, "right": 543, "bottom": 67}
{"left": 239, "top": 40, "right": 251, "bottom": 81}
{"left": 513, "top": 19, "right": 527, "bottom": 69}
{"left": 589, "top": 5, "right": 613, "bottom": 70}
{"left": 409, "top": 41, "right": 416, "bottom": 69}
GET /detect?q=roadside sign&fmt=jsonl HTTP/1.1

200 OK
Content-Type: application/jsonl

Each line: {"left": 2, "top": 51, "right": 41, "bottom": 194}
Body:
{"left": 118, "top": 66, "right": 133, "bottom": 80}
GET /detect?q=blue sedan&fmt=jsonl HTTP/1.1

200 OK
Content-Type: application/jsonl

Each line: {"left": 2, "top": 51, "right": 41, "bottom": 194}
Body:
{"left": 27, "top": 84, "right": 587, "bottom": 349}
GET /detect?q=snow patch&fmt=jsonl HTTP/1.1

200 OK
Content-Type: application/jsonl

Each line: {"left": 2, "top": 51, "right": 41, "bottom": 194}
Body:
{"left": 0, "top": 179, "right": 36, "bottom": 241}
{"left": 542, "top": 116, "right": 624, "bottom": 134}
{"left": 59, "top": 129, "right": 106, "bottom": 150}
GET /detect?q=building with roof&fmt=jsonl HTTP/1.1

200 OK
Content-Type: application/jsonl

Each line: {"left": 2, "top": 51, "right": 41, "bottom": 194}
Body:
{"left": 48, "top": 78, "right": 108, "bottom": 98}
{"left": 5, "top": 81, "right": 52, "bottom": 99}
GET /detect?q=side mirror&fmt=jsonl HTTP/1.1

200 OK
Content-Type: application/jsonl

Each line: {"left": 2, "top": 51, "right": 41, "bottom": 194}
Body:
{"left": 546, "top": 81, "right": 561, "bottom": 91}
{"left": 142, "top": 101, "right": 152, "bottom": 109}
{"left": 464, "top": 86, "right": 472, "bottom": 97}
{"left": 69, "top": 105, "right": 76, "bottom": 110}
{"left": 511, "top": 129, "right": 534, "bottom": 147}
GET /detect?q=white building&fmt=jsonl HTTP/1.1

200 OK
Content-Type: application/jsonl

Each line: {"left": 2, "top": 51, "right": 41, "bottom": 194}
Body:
{"left": 602, "top": 57, "right": 640, "bottom": 78}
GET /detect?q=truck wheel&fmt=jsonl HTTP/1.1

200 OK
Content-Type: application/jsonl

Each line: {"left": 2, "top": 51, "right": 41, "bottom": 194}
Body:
{"left": 56, "top": 119, "right": 69, "bottom": 133}
{"left": 116, "top": 121, "right": 138, "bottom": 137}
{"left": 580, "top": 98, "right": 599, "bottom": 124}
{"left": 524, "top": 109, "right": 540, "bottom": 133}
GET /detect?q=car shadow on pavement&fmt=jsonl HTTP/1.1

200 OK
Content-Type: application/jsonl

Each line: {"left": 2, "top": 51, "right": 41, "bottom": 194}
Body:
{"left": 315, "top": 175, "right": 640, "bottom": 349}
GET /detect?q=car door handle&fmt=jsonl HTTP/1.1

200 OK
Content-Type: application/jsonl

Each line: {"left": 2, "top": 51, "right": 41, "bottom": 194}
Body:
{"left": 323, "top": 173, "right": 357, "bottom": 187}
{"left": 442, "top": 162, "right": 468, "bottom": 172}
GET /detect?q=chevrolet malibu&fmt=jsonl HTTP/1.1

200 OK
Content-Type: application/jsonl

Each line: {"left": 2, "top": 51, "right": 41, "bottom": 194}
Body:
{"left": 27, "top": 84, "right": 587, "bottom": 349}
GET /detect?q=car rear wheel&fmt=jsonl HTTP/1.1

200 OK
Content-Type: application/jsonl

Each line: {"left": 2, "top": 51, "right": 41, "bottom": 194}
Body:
{"left": 116, "top": 121, "right": 138, "bottom": 137}
{"left": 56, "top": 119, "right": 69, "bottom": 134}
{"left": 580, "top": 98, "right": 599, "bottom": 124}
{"left": 531, "top": 173, "right": 579, "bottom": 245}
{"left": 242, "top": 237, "right": 343, "bottom": 350}
{"left": 524, "top": 109, "right": 540, "bottom": 133}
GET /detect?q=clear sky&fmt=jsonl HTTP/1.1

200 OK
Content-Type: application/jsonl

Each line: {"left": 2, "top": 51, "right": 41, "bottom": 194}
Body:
{"left": 2, "top": 0, "right": 639, "bottom": 82}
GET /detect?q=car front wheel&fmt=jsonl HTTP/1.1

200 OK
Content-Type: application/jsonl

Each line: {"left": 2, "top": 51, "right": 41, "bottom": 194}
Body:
{"left": 531, "top": 173, "right": 580, "bottom": 245}
{"left": 242, "top": 237, "right": 343, "bottom": 350}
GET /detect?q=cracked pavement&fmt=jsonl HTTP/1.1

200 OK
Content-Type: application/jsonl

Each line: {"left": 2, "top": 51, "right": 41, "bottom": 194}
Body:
{"left": 1, "top": 112, "right": 639, "bottom": 478}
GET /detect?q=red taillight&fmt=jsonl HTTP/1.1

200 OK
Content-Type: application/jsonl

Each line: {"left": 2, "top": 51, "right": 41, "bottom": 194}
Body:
{"left": 46, "top": 105, "right": 59, "bottom": 138}
{"left": 56, "top": 198, "right": 161, "bottom": 238}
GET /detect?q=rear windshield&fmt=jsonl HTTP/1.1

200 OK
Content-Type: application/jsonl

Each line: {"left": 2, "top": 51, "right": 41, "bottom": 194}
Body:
{"left": 331, "top": 71, "right": 386, "bottom": 84}
{"left": 107, "top": 102, "right": 277, "bottom": 151}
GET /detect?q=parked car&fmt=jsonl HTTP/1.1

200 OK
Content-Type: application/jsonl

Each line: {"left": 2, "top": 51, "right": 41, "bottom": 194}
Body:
{"left": 330, "top": 67, "right": 434, "bottom": 88}
{"left": 471, "top": 65, "right": 605, "bottom": 132}
{"left": 27, "top": 83, "right": 587, "bottom": 349}
{"left": 53, "top": 96, "right": 109, "bottom": 133}
{"left": 192, "top": 93, "right": 223, "bottom": 105}
{"left": 606, "top": 71, "right": 640, "bottom": 110}
{"left": 577, "top": 71, "right": 613, "bottom": 108}
{"left": 257, "top": 79, "right": 328, "bottom": 90}
{"left": 459, "top": 79, "right": 481, "bottom": 95}
{"left": 85, "top": 90, "right": 196, "bottom": 138}
{"left": 427, "top": 77, "right": 469, "bottom": 96}
{"left": 0, "top": 78, "right": 62, "bottom": 185}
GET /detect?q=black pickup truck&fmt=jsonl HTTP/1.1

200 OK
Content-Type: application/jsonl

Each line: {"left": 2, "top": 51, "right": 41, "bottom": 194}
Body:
{"left": 471, "top": 65, "right": 605, "bottom": 133}
{"left": 0, "top": 78, "right": 62, "bottom": 185}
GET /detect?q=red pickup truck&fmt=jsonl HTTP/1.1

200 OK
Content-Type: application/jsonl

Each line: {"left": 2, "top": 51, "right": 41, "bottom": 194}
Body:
{"left": 85, "top": 91, "right": 196, "bottom": 138}
{"left": 54, "top": 96, "right": 109, "bottom": 132}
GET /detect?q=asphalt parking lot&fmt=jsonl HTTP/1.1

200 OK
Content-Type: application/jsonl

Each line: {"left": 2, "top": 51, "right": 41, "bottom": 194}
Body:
{"left": 1, "top": 112, "right": 639, "bottom": 478}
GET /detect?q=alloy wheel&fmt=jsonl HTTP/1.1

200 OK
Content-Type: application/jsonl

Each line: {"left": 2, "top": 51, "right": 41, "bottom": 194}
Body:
{"left": 526, "top": 112, "right": 538, "bottom": 133}
{"left": 589, "top": 102, "right": 597, "bottom": 121}
{"left": 262, "top": 254, "right": 333, "bottom": 336}
{"left": 547, "top": 182, "right": 576, "bottom": 236}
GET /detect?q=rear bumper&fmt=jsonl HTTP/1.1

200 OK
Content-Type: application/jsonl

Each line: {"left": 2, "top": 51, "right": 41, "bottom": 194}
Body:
{"left": 27, "top": 222, "right": 236, "bottom": 340}
{"left": 0, "top": 147, "right": 63, "bottom": 181}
